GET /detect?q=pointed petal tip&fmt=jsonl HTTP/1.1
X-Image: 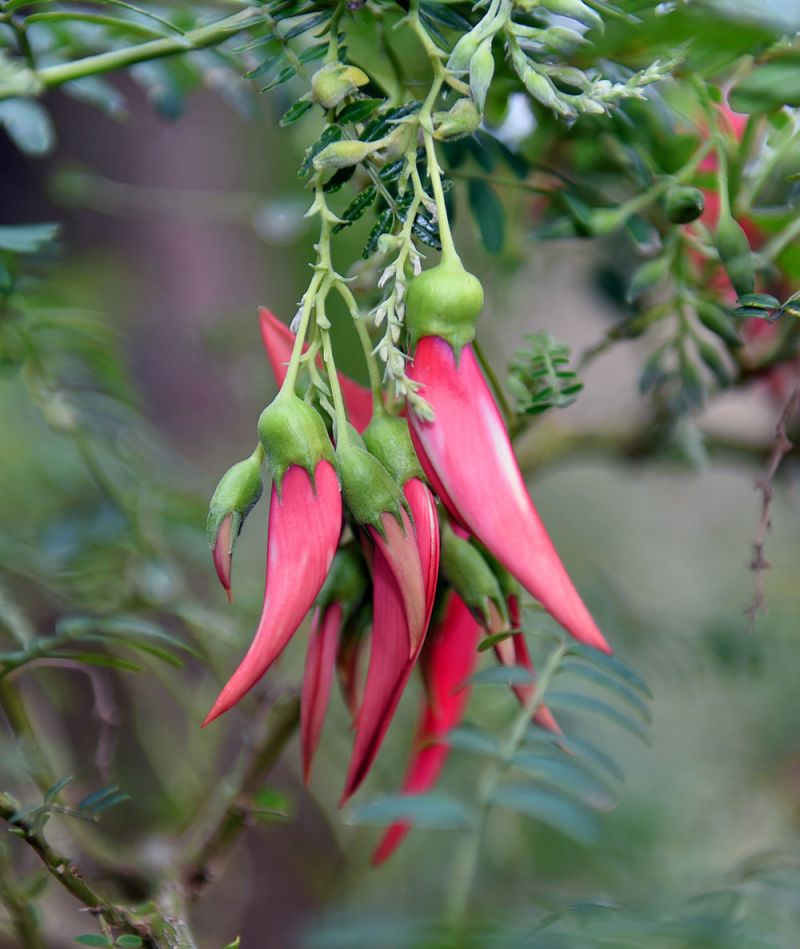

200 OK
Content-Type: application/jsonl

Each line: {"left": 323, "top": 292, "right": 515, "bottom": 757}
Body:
{"left": 371, "top": 825, "right": 408, "bottom": 866}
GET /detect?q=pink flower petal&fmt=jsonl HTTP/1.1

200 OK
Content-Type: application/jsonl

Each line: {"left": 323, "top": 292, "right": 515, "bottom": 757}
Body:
{"left": 408, "top": 336, "right": 610, "bottom": 654}
{"left": 341, "top": 548, "right": 416, "bottom": 804}
{"left": 301, "top": 602, "right": 343, "bottom": 783}
{"left": 203, "top": 461, "right": 342, "bottom": 725}
{"left": 371, "top": 594, "right": 481, "bottom": 863}
{"left": 368, "top": 509, "right": 426, "bottom": 657}
{"left": 212, "top": 513, "right": 234, "bottom": 602}
{"left": 403, "top": 478, "right": 440, "bottom": 632}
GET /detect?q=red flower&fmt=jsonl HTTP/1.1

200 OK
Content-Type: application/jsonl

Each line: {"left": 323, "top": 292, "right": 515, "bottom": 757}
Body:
{"left": 203, "top": 460, "right": 342, "bottom": 725}
{"left": 408, "top": 336, "right": 610, "bottom": 654}
{"left": 371, "top": 593, "right": 481, "bottom": 864}
{"left": 340, "top": 481, "right": 439, "bottom": 802}
{"left": 301, "top": 602, "right": 343, "bottom": 783}
{"left": 259, "top": 308, "right": 374, "bottom": 432}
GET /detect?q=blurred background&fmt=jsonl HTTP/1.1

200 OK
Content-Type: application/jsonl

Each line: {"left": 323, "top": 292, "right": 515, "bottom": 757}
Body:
{"left": 1, "top": 25, "right": 800, "bottom": 948}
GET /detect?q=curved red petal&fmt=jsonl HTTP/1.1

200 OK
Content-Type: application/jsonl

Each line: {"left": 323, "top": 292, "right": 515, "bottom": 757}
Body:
{"left": 407, "top": 337, "right": 610, "bottom": 654}
{"left": 368, "top": 510, "right": 426, "bottom": 657}
{"left": 403, "top": 478, "right": 440, "bottom": 633}
{"left": 203, "top": 461, "right": 342, "bottom": 725}
{"left": 301, "top": 602, "right": 343, "bottom": 783}
{"left": 340, "top": 548, "right": 416, "bottom": 804}
{"left": 258, "top": 307, "right": 374, "bottom": 432}
{"left": 371, "top": 594, "right": 481, "bottom": 862}
{"left": 212, "top": 513, "right": 233, "bottom": 602}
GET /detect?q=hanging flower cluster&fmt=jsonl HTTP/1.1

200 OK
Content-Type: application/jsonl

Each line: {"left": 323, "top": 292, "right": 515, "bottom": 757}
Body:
{"left": 205, "top": 233, "right": 611, "bottom": 860}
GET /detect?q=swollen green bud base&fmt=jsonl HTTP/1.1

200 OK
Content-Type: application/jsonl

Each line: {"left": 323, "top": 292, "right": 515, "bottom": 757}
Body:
{"left": 405, "top": 259, "right": 484, "bottom": 355}
{"left": 258, "top": 392, "right": 335, "bottom": 493}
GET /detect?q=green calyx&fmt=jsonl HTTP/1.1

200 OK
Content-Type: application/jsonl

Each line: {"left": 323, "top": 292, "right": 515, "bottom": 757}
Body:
{"left": 206, "top": 450, "right": 263, "bottom": 550}
{"left": 440, "top": 521, "right": 508, "bottom": 629}
{"left": 362, "top": 408, "right": 424, "bottom": 487}
{"left": 258, "top": 392, "right": 335, "bottom": 493}
{"left": 405, "top": 258, "right": 484, "bottom": 356}
{"left": 335, "top": 426, "right": 407, "bottom": 535}
{"left": 664, "top": 186, "right": 705, "bottom": 224}
{"left": 316, "top": 544, "right": 369, "bottom": 614}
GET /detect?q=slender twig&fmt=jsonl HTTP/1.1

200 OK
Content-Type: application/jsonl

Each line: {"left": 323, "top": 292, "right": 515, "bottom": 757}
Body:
{"left": 745, "top": 381, "right": 800, "bottom": 630}
{"left": 0, "top": 791, "right": 153, "bottom": 942}
{"left": 181, "top": 694, "right": 300, "bottom": 897}
{"left": 0, "top": 6, "right": 259, "bottom": 100}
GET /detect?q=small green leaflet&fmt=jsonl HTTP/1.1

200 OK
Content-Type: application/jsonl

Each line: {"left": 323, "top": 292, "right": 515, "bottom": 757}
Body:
{"left": 0, "top": 222, "right": 60, "bottom": 254}
{"left": 279, "top": 97, "right": 313, "bottom": 127}
{"left": 333, "top": 186, "right": 377, "bottom": 233}
{"left": 346, "top": 792, "right": 473, "bottom": 828}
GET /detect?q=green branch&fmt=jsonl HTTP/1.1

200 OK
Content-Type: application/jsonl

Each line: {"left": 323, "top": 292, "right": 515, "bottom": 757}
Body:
{"left": 0, "top": 6, "right": 259, "bottom": 101}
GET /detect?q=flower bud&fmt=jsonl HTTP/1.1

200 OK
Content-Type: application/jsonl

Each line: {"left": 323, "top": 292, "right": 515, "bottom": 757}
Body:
{"left": 469, "top": 40, "right": 495, "bottom": 114}
{"left": 258, "top": 392, "right": 335, "bottom": 492}
{"left": 716, "top": 214, "right": 755, "bottom": 297}
{"left": 433, "top": 98, "right": 481, "bottom": 141}
{"left": 362, "top": 410, "right": 424, "bottom": 488}
{"left": 440, "top": 521, "right": 508, "bottom": 629}
{"left": 310, "top": 63, "right": 369, "bottom": 111}
{"left": 664, "top": 186, "right": 705, "bottom": 224}
{"left": 313, "top": 139, "right": 377, "bottom": 172}
{"left": 335, "top": 427, "right": 407, "bottom": 533}
{"left": 405, "top": 259, "right": 484, "bottom": 355}
{"left": 207, "top": 452, "right": 263, "bottom": 599}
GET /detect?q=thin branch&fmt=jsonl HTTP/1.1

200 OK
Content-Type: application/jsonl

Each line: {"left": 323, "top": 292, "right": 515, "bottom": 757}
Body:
{"left": 0, "top": 791, "right": 151, "bottom": 942}
{"left": 181, "top": 693, "right": 301, "bottom": 897}
{"left": 0, "top": 6, "right": 259, "bottom": 100}
{"left": 745, "top": 381, "right": 800, "bottom": 630}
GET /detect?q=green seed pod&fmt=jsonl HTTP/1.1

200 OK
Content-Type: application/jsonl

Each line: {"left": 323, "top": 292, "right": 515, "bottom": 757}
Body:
{"left": 405, "top": 258, "right": 485, "bottom": 355}
{"left": 696, "top": 299, "right": 742, "bottom": 348}
{"left": 433, "top": 98, "right": 482, "bottom": 141}
{"left": 311, "top": 63, "right": 369, "bottom": 111}
{"left": 716, "top": 215, "right": 755, "bottom": 297}
{"left": 258, "top": 392, "right": 335, "bottom": 493}
{"left": 665, "top": 186, "right": 705, "bottom": 224}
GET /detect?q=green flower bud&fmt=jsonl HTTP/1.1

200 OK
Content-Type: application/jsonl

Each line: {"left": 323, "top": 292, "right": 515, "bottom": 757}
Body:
{"left": 696, "top": 300, "right": 741, "bottom": 348}
{"left": 336, "top": 427, "right": 406, "bottom": 534}
{"left": 311, "top": 63, "right": 370, "bottom": 111}
{"left": 313, "top": 139, "right": 377, "bottom": 172}
{"left": 207, "top": 450, "right": 263, "bottom": 597}
{"left": 433, "top": 98, "right": 482, "bottom": 141}
{"left": 664, "top": 186, "right": 705, "bottom": 224}
{"left": 258, "top": 392, "right": 335, "bottom": 493}
{"left": 405, "top": 258, "right": 485, "bottom": 355}
{"left": 207, "top": 453, "right": 263, "bottom": 549}
{"left": 362, "top": 409, "right": 424, "bottom": 487}
{"left": 716, "top": 215, "right": 755, "bottom": 298}
{"left": 469, "top": 40, "right": 495, "bottom": 114}
{"left": 440, "top": 521, "right": 508, "bottom": 629}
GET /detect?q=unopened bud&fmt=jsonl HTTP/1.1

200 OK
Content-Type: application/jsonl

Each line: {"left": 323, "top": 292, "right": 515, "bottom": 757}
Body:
{"left": 716, "top": 214, "right": 755, "bottom": 297}
{"left": 664, "top": 186, "right": 705, "bottom": 224}
{"left": 207, "top": 452, "right": 264, "bottom": 598}
{"left": 311, "top": 63, "right": 370, "bottom": 111}
{"left": 433, "top": 98, "right": 482, "bottom": 141}
{"left": 313, "top": 139, "right": 377, "bottom": 171}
